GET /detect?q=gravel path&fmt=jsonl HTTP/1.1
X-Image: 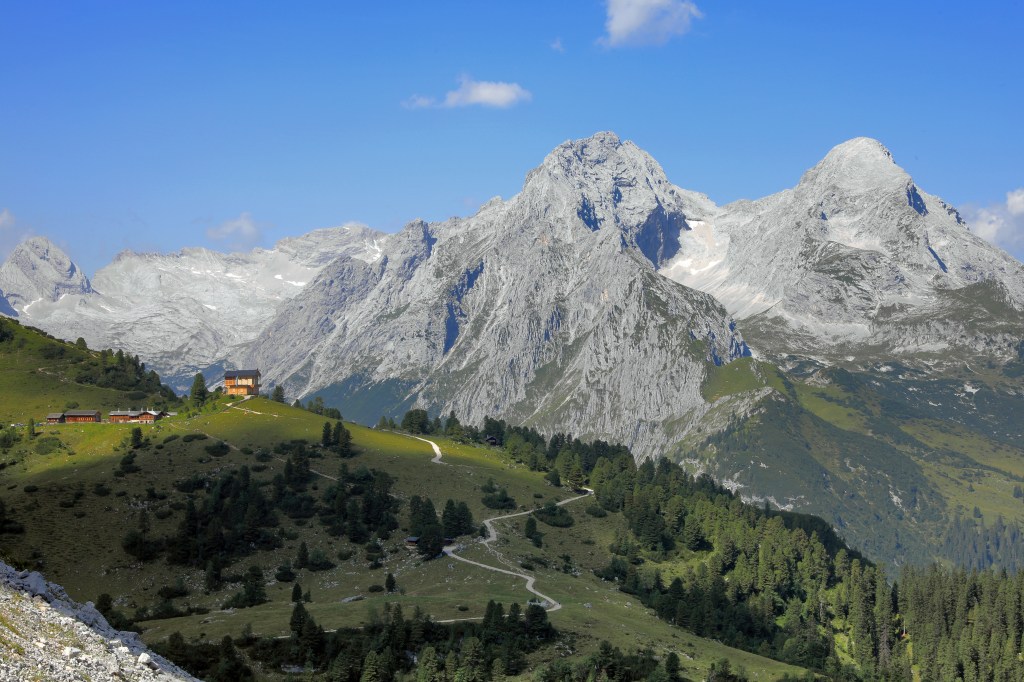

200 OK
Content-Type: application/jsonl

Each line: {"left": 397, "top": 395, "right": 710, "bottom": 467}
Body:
{"left": 412, "top": 436, "right": 592, "bottom": 612}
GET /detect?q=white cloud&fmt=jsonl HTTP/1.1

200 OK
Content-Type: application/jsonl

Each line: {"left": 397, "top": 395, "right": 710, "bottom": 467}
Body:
{"left": 601, "top": 0, "right": 702, "bottom": 47}
{"left": 206, "top": 212, "right": 263, "bottom": 251}
{"left": 551, "top": 38, "right": 565, "bottom": 53}
{"left": 405, "top": 75, "right": 532, "bottom": 110}
{"left": 962, "top": 188, "right": 1024, "bottom": 259}
{"left": 402, "top": 94, "right": 436, "bottom": 110}
{"left": 1007, "top": 188, "right": 1024, "bottom": 216}
{"left": 0, "top": 208, "right": 33, "bottom": 260}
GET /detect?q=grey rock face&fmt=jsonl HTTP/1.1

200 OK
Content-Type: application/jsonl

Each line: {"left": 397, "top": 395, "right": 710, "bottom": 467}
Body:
{"left": 0, "top": 561, "right": 199, "bottom": 681}
{"left": 249, "top": 133, "right": 747, "bottom": 455}
{"left": 0, "top": 236, "right": 92, "bottom": 313}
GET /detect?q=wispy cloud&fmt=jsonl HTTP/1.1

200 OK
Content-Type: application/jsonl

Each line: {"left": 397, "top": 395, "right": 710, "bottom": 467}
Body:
{"left": 1007, "top": 188, "right": 1024, "bottom": 216}
{"left": 550, "top": 38, "right": 565, "bottom": 53}
{"left": 600, "top": 0, "right": 703, "bottom": 47}
{"left": 963, "top": 188, "right": 1024, "bottom": 259}
{"left": 0, "top": 208, "right": 33, "bottom": 260}
{"left": 206, "top": 212, "right": 263, "bottom": 251}
{"left": 405, "top": 75, "right": 532, "bottom": 110}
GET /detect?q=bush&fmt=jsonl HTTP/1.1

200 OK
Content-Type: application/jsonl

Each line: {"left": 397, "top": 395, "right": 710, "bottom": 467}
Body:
{"left": 585, "top": 505, "right": 608, "bottom": 518}
{"left": 162, "top": 434, "right": 180, "bottom": 444}
{"left": 34, "top": 437, "right": 62, "bottom": 456}
{"left": 23, "top": 485, "right": 38, "bottom": 493}
{"left": 181, "top": 433, "right": 208, "bottom": 443}
{"left": 368, "top": 584, "right": 385, "bottom": 593}
{"left": 535, "top": 502, "right": 574, "bottom": 528}
{"left": 481, "top": 488, "right": 516, "bottom": 510}
{"left": 121, "top": 530, "right": 161, "bottom": 561}
{"left": 204, "top": 441, "right": 230, "bottom": 457}
{"left": 306, "top": 549, "right": 335, "bottom": 572}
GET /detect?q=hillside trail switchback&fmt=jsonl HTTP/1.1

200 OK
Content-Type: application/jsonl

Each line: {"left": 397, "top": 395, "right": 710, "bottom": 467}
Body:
{"left": 411, "top": 435, "right": 592, "bottom": 613}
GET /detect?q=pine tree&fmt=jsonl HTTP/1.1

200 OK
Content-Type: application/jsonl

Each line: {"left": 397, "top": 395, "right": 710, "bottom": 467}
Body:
{"left": 271, "top": 385, "right": 285, "bottom": 403}
{"left": 289, "top": 600, "right": 309, "bottom": 635}
{"left": 322, "top": 421, "right": 333, "bottom": 447}
{"left": 296, "top": 541, "right": 309, "bottom": 569}
{"left": 190, "top": 373, "right": 208, "bottom": 404}
{"left": 385, "top": 572, "right": 397, "bottom": 593}
{"left": 525, "top": 516, "right": 539, "bottom": 546}
{"left": 334, "top": 421, "right": 352, "bottom": 456}
{"left": 417, "top": 647, "right": 442, "bottom": 682}
{"left": 360, "top": 650, "right": 384, "bottom": 682}
{"left": 291, "top": 582, "right": 302, "bottom": 603}
{"left": 874, "top": 566, "right": 894, "bottom": 673}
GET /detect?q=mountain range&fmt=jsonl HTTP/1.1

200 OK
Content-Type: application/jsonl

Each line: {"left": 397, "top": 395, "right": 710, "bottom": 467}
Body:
{"left": 4, "top": 132, "right": 1023, "bottom": 563}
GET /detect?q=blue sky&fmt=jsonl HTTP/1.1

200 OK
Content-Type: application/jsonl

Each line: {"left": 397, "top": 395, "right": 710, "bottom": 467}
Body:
{"left": 1, "top": 1, "right": 1022, "bottom": 273}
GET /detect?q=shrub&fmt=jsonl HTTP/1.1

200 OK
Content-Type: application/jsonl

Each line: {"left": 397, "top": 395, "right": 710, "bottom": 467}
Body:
{"left": 181, "top": 433, "right": 208, "bottom": 443}
{"left": 585, "top": 505, "right": 608, "bottom": 518}
{"left": 535, "top": 501, "right": 574, "bottom": 528}
{"left": 162, "top": 435, "right": 180, "bottom": 444}
{"left": 368, "top": 584, "right": 385, "bottom": 593}
{"left": 481, "top": 488, "right": 516, "bottom": 510}
{"left": 23, "top": 485, "right": 38, "bottom": 493}
{"left": 34, "top": 437, "right": 62, "bottom": 456}
{"left": 204, "top": 441, "right": 230, "bottom": 457}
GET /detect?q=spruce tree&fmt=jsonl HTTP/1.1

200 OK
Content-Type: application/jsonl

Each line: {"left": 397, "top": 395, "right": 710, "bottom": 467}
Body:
{"left": 190, "top": 373, "right": 208, "bottom": 404}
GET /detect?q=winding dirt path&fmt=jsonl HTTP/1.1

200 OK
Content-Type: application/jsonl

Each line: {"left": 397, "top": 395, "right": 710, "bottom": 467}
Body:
{"left": 412, "top": 436, "right": 592, "bottom": 612}
{"left": 408, "top": 435, "right": 444, "bottom": 464}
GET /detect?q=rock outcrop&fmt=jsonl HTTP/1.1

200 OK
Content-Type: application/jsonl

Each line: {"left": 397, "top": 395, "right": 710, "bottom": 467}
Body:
{"left": 0, "top": 561, "right": 199, "bottom": 681}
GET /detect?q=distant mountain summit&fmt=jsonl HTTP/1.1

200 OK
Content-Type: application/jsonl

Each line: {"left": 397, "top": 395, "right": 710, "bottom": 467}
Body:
{"left": 0, "top": 236, "right": 92, "bottom": 314}
{"left": 0, "top": 226, "right": 387, "bottom": 390}
{"left": 662, "top": 136, "right": 1024, "bottom": 364}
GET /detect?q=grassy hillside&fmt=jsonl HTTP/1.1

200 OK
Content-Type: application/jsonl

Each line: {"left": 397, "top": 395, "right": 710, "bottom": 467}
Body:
{"left": 687, "top": 359, "right": 1024, "bottom": 567}
{"left": 0, "top": 318, "right": 177, "bottom": 426}
{"left": 0, "top": 324, "right": 807, "bottom": 680}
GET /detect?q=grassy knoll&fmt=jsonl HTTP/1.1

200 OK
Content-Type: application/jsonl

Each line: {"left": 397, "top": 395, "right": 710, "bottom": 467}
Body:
{"left": 700, "top": 357, "right": 772, "bottom": 402}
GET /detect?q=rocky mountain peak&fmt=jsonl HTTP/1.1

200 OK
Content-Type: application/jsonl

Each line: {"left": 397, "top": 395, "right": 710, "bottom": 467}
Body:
{"left": 0, "top": 236, "right": 92, "bottom": 311}
{"left": 799, "top": 136, "right": 910, "bottom": 196}
{"left": 515, "top": 132, "right": 714, "bottom": 269}
{"left": 536, "top": 131, "right": 666, "bottom": 188}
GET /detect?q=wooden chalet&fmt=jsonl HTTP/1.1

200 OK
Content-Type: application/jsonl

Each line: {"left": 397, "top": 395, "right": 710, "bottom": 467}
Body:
{"left": 224, "top": 369, "right": 261, "bottom": 396}
{"left": 46, "top": 413, "right": 66, "bottom": 424}
{"left": 110, "top": 410, "right": 167, "bottom": 424}
{"left": 64, "top": 410, "right": 101, "bottom": 423}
